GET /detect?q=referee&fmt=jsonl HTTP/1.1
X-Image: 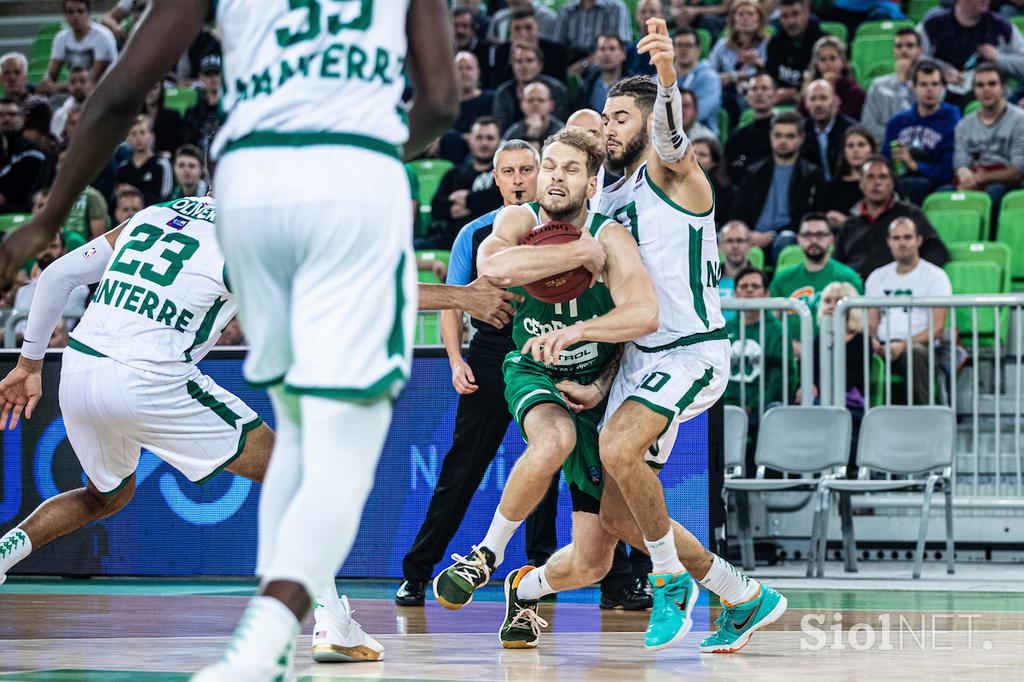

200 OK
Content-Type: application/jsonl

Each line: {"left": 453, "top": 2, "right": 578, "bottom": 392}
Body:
{"left": 397, "top": 140, "right": 560, "bottom": 605}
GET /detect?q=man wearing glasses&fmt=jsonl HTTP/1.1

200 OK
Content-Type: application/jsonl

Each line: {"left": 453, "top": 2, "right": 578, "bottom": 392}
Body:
{"left": 671, "top": 27, "right": 721, "bottom": 134}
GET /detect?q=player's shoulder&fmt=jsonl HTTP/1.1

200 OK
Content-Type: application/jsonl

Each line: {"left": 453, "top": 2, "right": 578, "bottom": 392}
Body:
{"left": 494, "top": 203, "right": 537, "bottom": 232}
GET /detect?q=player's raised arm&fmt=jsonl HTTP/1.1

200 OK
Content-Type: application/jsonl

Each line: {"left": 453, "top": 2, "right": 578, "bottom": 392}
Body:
{"left": 478, "top": 206, "right": 606, "bottom": 286}
{"left": 404, "top": 0, "right": 459, "bottom": 159}
{"left": 0, "top": 0, "right": 208, "bottom": 286}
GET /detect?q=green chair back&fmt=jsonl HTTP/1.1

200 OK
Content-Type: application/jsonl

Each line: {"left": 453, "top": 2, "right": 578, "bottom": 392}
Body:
{"left": 922, "top": 190, "right": 992, "bottom": 239}
{"left": 718, "top": 108, "right": 730, "bottom": 146}
{"left": 820, "top": 21, "right": 848, "bottom": 44}
{"left": 866, "top": 60, "right": 896, "bottom": 80}
{"left": 163, "top": 86, "right": 198, "bottom": 116}
{"left": 1013, "top": 16, "right": 1024, "bottom": 35}
{"left": 775, "top": 244, "right": 805, "bottom": 271}
{"left": 696, "top": 28, "right": 712, "bottom": 59}
{"left": 946, "top": 241, "right": 1012, "bottom": 293}
{"left": 995, "top": 207, "right": 1024, "bottom": 286}
{"left": 851, "top": 36, "right": 894, "bottom": 87}
{"left": 944, "top": 261, "right": 1006, "bottom": 343}
{"left": 928, "top": 210, "right": 983, "bottom": 246}
{"left": 908, "top": 0, "right": 939, "bottom": 22}
{"left": 747, "top": 246, "right": 765, "bottom": 271}
{"left": 999, "top": 189, "right": 1024, "bottom": 214}
{"left": 854, "top": 20, "right": 915, "bottom": 40}
{"left": 0, "top": 213, "right": 31, "bottom": 233}
{"left": 415, "top": 312, "right": 442, "bottom": 345}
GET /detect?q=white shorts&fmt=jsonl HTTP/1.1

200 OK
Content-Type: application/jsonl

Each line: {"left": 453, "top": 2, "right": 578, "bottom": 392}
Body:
{"left": 59, "top": 348, "right": 262, "bottom": 495}
{"left": 603, "top": 338, "right": 730, "bottom": 467}
{"left": 214, "top": 145, "right": 416, "bottom": 400}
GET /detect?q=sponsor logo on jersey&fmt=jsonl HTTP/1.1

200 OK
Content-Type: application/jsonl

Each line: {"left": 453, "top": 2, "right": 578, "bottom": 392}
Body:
{"left": 587, "top": 465, "right": 602, "bottom": 486}
{"left": 168, "top": 216, "right": 190, "bottom": 230}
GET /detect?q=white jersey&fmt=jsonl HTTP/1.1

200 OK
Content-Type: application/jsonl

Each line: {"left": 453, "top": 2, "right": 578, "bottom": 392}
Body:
{"left": 212, "top": 0, "right": 409, "bottom": 159}
{"left": 70, "top": 196, "right": 235, "bottom": 376}
{"left": 598, "top": 163, "right": 726, "bottom": 350}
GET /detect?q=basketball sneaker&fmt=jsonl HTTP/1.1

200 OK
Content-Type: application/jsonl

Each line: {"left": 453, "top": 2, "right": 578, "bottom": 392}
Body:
{"left": 645, "top": 571, "right": 698, "bottom": 650}
{"left": 191, "top": 634, "right": 294, "bottom": 681}
{"left": 499, "top": 566, "right": 548, "bottom": 649}
{"left": 700, "top": 584, "right": 787, "bottom": 654}
{"left": 395, "top": 579, "right": 426, "bottom": 606}
{"left": 311, "top": 595, "right": 384, "bottom": 662}
{"left": 432, "top": 545, "right": 496, "bottom": 610}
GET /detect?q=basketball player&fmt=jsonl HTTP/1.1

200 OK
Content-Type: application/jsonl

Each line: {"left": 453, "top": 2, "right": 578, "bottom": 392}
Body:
{"left": 432, "top": 129, "right": 659, "bottom": 647}
{"left": 565, "top": 18, "right": 786, "bottom": 652}
{"left": 0, "top": 2, "right": 460, "bottom": 678}
{"left": 0, "top": 196, "right": 385, "bottom": 663}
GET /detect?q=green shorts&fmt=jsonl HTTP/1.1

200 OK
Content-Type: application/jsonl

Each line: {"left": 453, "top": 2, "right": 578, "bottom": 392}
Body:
{"left": 502, "top": 352, "right": 606, "bottom": 512}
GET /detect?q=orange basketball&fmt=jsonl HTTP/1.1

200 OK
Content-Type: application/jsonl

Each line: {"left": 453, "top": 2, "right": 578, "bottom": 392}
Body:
{"left": 519, "top": 221, "right": 592, "bottom": 304}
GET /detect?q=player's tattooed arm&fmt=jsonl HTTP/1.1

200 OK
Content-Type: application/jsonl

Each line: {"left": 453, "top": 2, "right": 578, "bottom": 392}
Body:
{"left": 404, "top": 0, "right": 459, "bottom": 159}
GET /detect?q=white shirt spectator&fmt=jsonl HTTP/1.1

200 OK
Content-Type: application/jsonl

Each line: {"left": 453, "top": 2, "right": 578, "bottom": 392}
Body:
{"left": 13, "top": 278, "right": 89, "bottom": 335}
{"left": 865, "top": 259, "right": 952, "bottom": 341}
{"left": 50, "top": 21, "right": 117, "bottom": 73}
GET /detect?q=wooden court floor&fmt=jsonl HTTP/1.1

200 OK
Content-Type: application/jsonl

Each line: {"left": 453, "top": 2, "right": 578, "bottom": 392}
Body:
{"left": 1, "top": 579, "right": 1023, "bottom": 680}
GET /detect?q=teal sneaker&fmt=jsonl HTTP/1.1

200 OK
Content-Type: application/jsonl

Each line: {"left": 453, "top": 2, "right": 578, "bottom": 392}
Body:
{"left": 700, "top": 584, "right": 788, "bottom": 654}
{"left": 645, "top": 571, "right": 699, "bottom": 650}
{"left": 432, "top": 545, "right": 496, "bottom": 610}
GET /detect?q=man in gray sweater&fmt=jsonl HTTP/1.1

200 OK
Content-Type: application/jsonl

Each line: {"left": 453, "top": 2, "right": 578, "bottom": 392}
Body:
{"left": 861, "top": 29, "right": 922, "bottom": 142}
{"left": 952, "top": 62, "right": 1024, "bottom": 233}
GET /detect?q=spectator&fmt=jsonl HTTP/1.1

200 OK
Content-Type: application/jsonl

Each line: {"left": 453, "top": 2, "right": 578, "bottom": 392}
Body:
{"left": 113, "top": 185, "right": 144, "bottom": 224}
{"left": 766, "top": 0, "right": 825, "bottom": 105}
{"left": 216, "top": 318, "right": 244, "bottom": 346}
{"left": 680, "top": 88, "right": 716, "bottom": 142}
{"left": 724, "top": 267, "right": 793, "bottom": 416}
{"left": 493, "top": 43, "right": 568, "bottom": 130}
{"left": 183, "top": 55, "right": 222, "bottom": 155}
{"left": 865, "top": 217, "right": 952, "bottom": 405}
{"left": 453, "top": 4, "right": 492, "bottom": 83}
{"left": 101, "top": 0, "right": 146, "bottom": 46}
{"left": 800, "top": 79, "right": 856, "bottom": 183}
{"left": 813, "top": 281, "right": 867, "bottom": 413}
{"left": 142, "top": 81, "right": 185, "bottom": 158}
{"left": 171, "top": 144, "right": 210, "bottom": 199}
{"left": 825, "top": 0, "right": 907, "bottom": 48}
{"left": 0, "top": 52, "right": 32, "bottom": 104}
{"left": 673, "top": 27, "right": 722, "bottom": 133}
{"left": 50, "top": 67, "right": 93, "bottom": 140}
{"left": 574, "top": 33, "right": 628, "bottom": 112}
{"left": 0, "top": 98, "right": 47, "bottom": 214}
{"left": 439, "top": 52, "right": 495, "bottom": 164}
{"left": 861, "top": 29, "right": 923, "bottom": 141}
{"left": 487, "top": 0, "right": 561, "bottom": 45}
{"left": 769, "top": 212, "right": 864, "bottom": 339}
{"left": 733, "top": 111, "right": 825, "bottom": 261}
{"left": 725, "top": 71, "right": 776, "bottom": 183}
{"left": 815, "top": 125, "right": 878, "bottom": 224}
{"left": 668, "top": 0, "right": 729, "bottom": 40}
{"left": 834, "top": 155, "right": 950, "bottom": 280}
{"left": 624, "top": 0, "right": 662, "bottom": 77}
{"left": 565, "top": 108, "right": 619, "bottom": 208}
{"left": 115, "top": 115, "right": 173, "bottom": 206}
{"left": 39, "top": 0, "right": 118, "bottom": 95}
{"left": 54, "top": 147, "right": 109, "bottom": 242}
{"left": 181, "top": 15, "right": 220, "bottom": 84}
{"left": 502, "top": 82, "right": 566, "bottom": 148}
{"left": 20, "top": 96, "right": 56, "bottom": 154}
{"left": 693, "top": 137, "right": 735, "bottom": 224}
{"left": 718, "top": 220, "right": 753, "bottom": 319}
{"left": 952, "top": 61, "right": 1024, "bottom": 230}
{"left": 558, "top": 0, "right": 632, "bottom": 67}
{"left": 709, "top": 0, "right": 770, "bottom": 126}
{"left": 804, "top": 35, "right": 865, "bottom": 120}
{"left": 882, "top": 61, "right": 961, "bottom": 205}
{"left": 13, "top": 230, "right": 90, "bottom": 336}
{"left": 430, "top": 116, "right": 503, "bottom": 248}
{"left": 919, "top": 0, "right": 1024, "bottom": 105}
{"left": 490, "top": 8, "right": 569, "bottom": 85}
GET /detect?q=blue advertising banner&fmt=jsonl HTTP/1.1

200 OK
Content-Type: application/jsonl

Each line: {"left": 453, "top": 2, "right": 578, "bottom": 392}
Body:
{"left": 1, "top": 349, "right": 708, "bottom": 578}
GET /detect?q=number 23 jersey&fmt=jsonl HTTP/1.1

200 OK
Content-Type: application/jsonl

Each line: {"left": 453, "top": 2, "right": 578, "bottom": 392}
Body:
{"left": 70, "top": 196, "right": 236, "bottom": 376}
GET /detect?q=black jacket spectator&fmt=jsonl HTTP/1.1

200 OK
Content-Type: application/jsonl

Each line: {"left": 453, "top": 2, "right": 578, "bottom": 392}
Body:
{"left": 491, "top": 40, "right": 569, "bottom": 87}
{"left": 493, "top": 74, "right": 568, "bottom": 130}
{"left": 439, "top": 90, "right": 495, "bottom": 163}
{"left": 834, "top": 199, "right": 951, "bottom": 281}
{"left": 800, "top": 113, "right": 855, "bottom": 181}
{"left": 116, "top": 154, "right": 173, "bottom": 206}
{"left": 0, "top": 132, "right": 46, "bottom": 213}
{"left": 732, "top": 157, "right": 825, "bottom": 233}
{"left": 765, "top": 20, "right": 825, "bottom": 92}
{"left": 725, "top": 117, "right": 773, "bottom": 185}
{"left": 430, "top": 161, "right": 503, "bottom": 248}
{"left": 920, "top": 8, "right": 1024, "bottom": 77}
{"left": 183, "top": 92, "right": 220, "bottom": 155}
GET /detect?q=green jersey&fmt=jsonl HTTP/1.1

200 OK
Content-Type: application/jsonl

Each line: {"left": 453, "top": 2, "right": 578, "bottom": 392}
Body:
{"left": 769, "top": 258, "right": 864, "bottom": 337}
{"left": 509, "top": 205, "right": 617, "bottom": 382}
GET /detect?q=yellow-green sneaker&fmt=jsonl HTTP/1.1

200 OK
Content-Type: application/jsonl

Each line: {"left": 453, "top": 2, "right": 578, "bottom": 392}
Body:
{"left": 645, "top": 571, "right": 699, "bottom": 650}
{"left": 700, "top": 584, "right": 787, "bottom": 654}
{"left": 432, "top": 545, "right": 496, "bottom": 610}
{"left": 499, "top": 566, "right": 548, "bottom": 649}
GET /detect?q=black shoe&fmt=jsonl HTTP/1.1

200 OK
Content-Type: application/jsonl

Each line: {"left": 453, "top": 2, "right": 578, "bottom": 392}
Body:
{"left": 623, "top": 578, "right": 653, "bottom": 611}
{"left": 395, "top": 579, "right": 425, "bottom": 606}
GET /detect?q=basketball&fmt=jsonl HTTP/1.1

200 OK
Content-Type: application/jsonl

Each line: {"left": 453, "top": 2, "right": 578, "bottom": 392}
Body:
{"left": 519, "top": 220, "right": 592, "bottom": 304}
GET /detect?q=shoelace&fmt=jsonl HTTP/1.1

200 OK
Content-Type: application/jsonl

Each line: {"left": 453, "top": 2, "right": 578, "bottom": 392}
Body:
{"left": 448, "top": 546, "right": 491, "bottom": 585}
{"left": 509, "top": 605, "right": 549, "bottom": 637}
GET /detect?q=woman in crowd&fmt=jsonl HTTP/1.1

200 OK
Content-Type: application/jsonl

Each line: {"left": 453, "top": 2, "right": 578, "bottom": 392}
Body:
{"left": 141, "top": 81, "right": 184, "bottom": 158}
{"left": 694, "top": 137, "right": 735, "bottom": 226}
{"left": 708, "top": 0, "right": 770, "bottom": 128}
{"left": 816, "top": 126, "right": 877, "bottom": 224}
{"left": 804, "top": 35, "right": 865, "bottom": 120}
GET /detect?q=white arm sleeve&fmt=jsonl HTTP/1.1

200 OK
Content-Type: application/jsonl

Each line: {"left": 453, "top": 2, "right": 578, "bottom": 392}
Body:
{"left": 652, "top": 81, "right": 689, "bottom": 164}
{"left": 21, "top": 237, "right": 113, "bottom": 360}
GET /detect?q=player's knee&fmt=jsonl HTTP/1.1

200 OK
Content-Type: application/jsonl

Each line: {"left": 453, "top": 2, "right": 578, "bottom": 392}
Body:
{"left": 528, "top": 421, "right": 576, "bottom": 471}
{"left": 598, "top": 506, "right": 630, "bottom": 539}
{"left": 598, "top": 432, "right": 638, "bottom": 475}
{"left": 86, "top": 477, "right": 135, "bottom": 517}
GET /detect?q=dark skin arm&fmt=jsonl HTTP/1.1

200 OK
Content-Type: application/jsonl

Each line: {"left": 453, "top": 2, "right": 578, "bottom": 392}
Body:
{"left": 0, "top": 0, "right": 208, "bottom": 287}
{"left": 403, "top": 0, "right": 459, "bottom": 160}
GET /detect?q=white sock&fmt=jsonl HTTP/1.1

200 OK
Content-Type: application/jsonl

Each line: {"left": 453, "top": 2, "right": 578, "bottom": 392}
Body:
{"left": 644, "top": 528, "right": 685, "bottom": 574}
{"left": 315, "top": 580, "right": 350, "bottom": 621}
{"left": 515, "top": 565, "right": 553, "bottom": 601}
{"left": 0, "top": 528, "right": 32, "bottom": 576}
{"left": 480, "top": 508, "right": 521, "bottom": 568}
{"left": 223, "top": 596, "right": 299, "bottom": 667}
{"left": 698, "top": 554, "right": 760, "bottom": 605}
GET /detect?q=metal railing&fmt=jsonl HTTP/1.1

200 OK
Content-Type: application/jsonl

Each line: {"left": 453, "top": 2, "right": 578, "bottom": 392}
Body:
{"left": 3, "top": 310, "right": 84, "bottom": 349}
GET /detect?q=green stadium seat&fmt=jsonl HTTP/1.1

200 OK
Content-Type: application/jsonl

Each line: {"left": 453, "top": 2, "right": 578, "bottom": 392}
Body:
{"left": 163, "top": 86, "right": 198, "bottom": 116}
{"left": 928, "top": 210, "right": 982, "bottom": 246}
{"left": 995, "top": 208, "right": 1024, "bottom": 289}
{"left": 37, "top": 21, "right": 63, "bottom": 40}
{"left": 923, "top": 190, "right": 992, "bottom": 239}
{"left": 999, "top": 189, "right": 1024, "bottom": 213}
{"left": 866, "top": 60, "right": 896, "bottom": 80}
{"left": 820, "top": 22, "right": 848, "bottom": 44}
{"left": 854, "top": 20, "right": 914, "bottom": 40}
{"left": 963, "top": 100, "right": 981, "bottom": 116}
{"left": 415, "top": 249, "right": 451, "bottom": 284}
{"left": 945, "top": 261, "right": 1006, "bottom": 344}
{"left": 696, "top": 28, "right": 712, "bottom": 59}
{"left": 0, "top": 213, "right": 30, "bottom": 232}
{"left": 736, "top": 105, "right": 796, "bottom": 130}
{"left": 908, "top": 0, "right": 939, "bottom": 22}
{"left": 946, "top": 241, "right": 1012, "bottom": 293}
{"left": 718, "top": 108, "right": 730, "bottom": 146}
{"left": 747, "top": 246, "right": 765, "bottom": 270}
{"left": 868, "top": 354, "right": 906, "bottom": 407}
{"left": 409, "top": 159, "right": 454, "bottom": 230}
{"left": 1013, "top": 16, "right": 1024, "bottom": 35}
{"left": 851, "top": 36, "right": 893, "bottom": 87}
{"left": 775, "top": 244, "right": 805, "bottom": 271}
{"left": 415, "top": 312, "right": 442, "bottom": 345}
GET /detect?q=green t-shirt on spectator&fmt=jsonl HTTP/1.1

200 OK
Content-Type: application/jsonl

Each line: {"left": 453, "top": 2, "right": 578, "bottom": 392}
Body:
{"left": 63, "top": 187, "right": 109, "bottom": 243}
{"left": 769, "top": 258, "right": 863, "bottom": 337}
{"left": 724, "top": 312, "right": 794, "bottom": 414}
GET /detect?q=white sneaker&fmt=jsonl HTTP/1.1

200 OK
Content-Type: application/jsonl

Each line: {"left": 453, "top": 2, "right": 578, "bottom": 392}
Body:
{"left": 191, "top": 638, "right": 295, "bottom": 681}
{"left": 311, "top": 596, "right": 384, "bottom": 663}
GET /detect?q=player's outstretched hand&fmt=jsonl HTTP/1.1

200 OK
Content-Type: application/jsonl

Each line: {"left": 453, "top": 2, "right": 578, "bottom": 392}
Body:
{"left": 0, "top": 359, "right": 43, "bottom": 430}
{"left": 523, "top": 323, "right": 584, "bottom": 367}
{"left": 0, "top": 219, "right": 60, "bottom": 291}
{"left": 463, "top": 276, "right": 524, "bottom": 328}
{"left": 555, "top": 379, "right": 603, "bottom": 412}
{"left": 451, "top": 359, "right": 478, "bottom": 394}
{"left": 637, "top": 17, "right": 677, "bottom": 88}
